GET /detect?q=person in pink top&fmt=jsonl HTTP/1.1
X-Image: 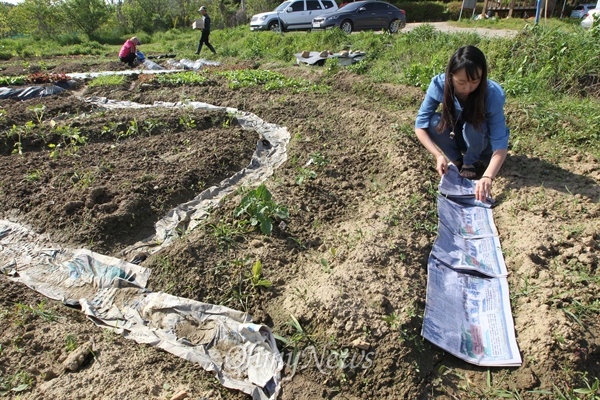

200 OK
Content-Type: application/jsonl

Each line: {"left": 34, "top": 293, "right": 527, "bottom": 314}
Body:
{"left": 119, "top": 36, "right": 141, "bottom": 67}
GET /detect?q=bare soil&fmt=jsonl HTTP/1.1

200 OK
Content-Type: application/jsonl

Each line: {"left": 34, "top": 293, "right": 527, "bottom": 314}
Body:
{"left": 0, "top": 55, "right": 599, "bottom": 400}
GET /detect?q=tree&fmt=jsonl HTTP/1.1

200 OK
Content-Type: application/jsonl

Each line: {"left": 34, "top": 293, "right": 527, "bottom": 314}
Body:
{"left": 7, "top": 0, "right": 64, "bottom": 37}
{"left": 61, "top": 0, "right": 110, "bottom": 37}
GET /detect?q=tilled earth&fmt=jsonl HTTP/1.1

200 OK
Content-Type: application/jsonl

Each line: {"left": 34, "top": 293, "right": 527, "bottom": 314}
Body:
{"left": 0, "top": 57, "right": 599, "bottom": 400}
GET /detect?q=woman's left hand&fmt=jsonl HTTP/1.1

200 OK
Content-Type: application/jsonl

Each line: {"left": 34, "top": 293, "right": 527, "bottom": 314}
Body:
{"left": 475, "top": 176, "right": 493, "bottom": 202}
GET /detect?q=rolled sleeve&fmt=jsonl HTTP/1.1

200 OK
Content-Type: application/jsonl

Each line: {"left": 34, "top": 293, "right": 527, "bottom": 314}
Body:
{"left": 415, "top": 74, "right": 445, "bottom": 130}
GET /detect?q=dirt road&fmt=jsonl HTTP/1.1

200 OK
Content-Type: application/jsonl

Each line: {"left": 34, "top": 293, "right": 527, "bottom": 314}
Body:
{"left": 404, "top": 21, "right": 519, "bottom": 37}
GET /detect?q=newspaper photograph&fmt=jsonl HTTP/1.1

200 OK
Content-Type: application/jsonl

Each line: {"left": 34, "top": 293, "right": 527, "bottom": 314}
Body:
{"left": 437, "top": 194, "right": 498, "bottom": 238}
{"left": 431, "top": 222, "right": 508, "bottom": 278}
{"left": 421, "top": 257, "right": 522, "bottom": 367}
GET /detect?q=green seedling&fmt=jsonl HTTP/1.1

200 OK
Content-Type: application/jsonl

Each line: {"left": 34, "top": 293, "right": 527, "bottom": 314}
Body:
{"left": 248, "top": 259, "right": 272, "bottom": 288}
{"left": 179, "top": 114, "right": 196, "bottom": 130}
{"left": 309, "top": 152, "right": 330, "bottom": 167}
{"left": 15, "top": 301, "right": 56, "bottom": 323}
{"left": 382, "top": 312, "right": 401, "bottom": 330}
{"left": 28, "top": 104, "right": 46, "bottom": 125}
{"left": 295, "top": 168, "right": 317, "bottom": 185}
{"left": 0, "top": 371, "right": 33, "bottom": 395}
{"left": 22, "top": 169, "right": 43, "bottom": 183}
{"left": 65, "top": 334, "right": 77, "bottom": 352}
{"left": 49, "top": 125, "right": 88, "bottom": 158}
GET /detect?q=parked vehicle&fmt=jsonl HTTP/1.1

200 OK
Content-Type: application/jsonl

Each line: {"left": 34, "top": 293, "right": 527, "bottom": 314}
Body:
{"left": 581, "top": 8, "right": 600, "bottom": 27}
{"left": 250, "top": 0, "right": 338, "bottom": 31}
{"left": 570, "top": 3, "right": 596, "bottom": 18}
{"left": 311, "top": 0, "right": 406, "bottom": 34}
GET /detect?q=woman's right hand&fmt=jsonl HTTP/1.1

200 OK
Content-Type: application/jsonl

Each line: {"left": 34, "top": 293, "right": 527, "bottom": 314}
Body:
{"left": 436, "top": 154, "right": 448, "bottom": 176}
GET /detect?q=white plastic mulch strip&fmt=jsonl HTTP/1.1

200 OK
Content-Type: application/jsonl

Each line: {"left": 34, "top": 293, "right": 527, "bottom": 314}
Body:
{"left": 0, "top": 97, "right": 289, "bottom": 400}
{"left": 82, "top": 97, "right": 290, "bottom": 257}
{"left": 66, "top": 58, "right": 220, "bottom": 80}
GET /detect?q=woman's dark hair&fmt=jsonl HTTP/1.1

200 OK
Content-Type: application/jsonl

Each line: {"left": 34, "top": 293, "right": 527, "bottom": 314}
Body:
{"left": 437, "top": 45, "right": 488, "bottom": 133}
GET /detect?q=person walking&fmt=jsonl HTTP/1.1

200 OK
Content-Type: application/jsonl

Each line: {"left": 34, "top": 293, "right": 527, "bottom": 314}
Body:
{"left": 196, "top": 6, "right": 216, "bottom": 55}
{"left": 414, "top": 45, "right": 509, "bottom": 202}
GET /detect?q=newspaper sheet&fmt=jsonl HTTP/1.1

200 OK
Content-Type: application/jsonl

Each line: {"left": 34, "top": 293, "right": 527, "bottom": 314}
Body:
{"left": 438, "top": 164, "right": 494, "bottom": 207}
{"left": 437, "top": 194, "right": 498, "bottom": 238}
{"left": 422, "top": 257, "right": 522, "bottom": 367}
{"left": 431, "top": 222, "right": 508, "bottom": 278}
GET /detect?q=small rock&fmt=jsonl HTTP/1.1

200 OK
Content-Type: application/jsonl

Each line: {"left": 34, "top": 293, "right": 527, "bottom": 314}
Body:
{"left": 63, "top": 341, "right": 93, "bottom": 372}
{"left": 578, "top": 253, "right": 595, "bottom": 266}
{"left": 170, "top": 391, "right": 189, "bottom": 400}
{"left": 42, "top": 369, "right": 58, "bottom": 381}
{"left": 351, "top": 338, "right": 370, "bottom": 350}
{"left": 251, "top": 239, "right": 263, "bottom": 248}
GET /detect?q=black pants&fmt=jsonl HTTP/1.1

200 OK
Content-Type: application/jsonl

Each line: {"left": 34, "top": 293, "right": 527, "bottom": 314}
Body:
{"left": 197, "top": 31, "right": 216, "bottom": 54}
{"left": 120, "top": 53, "right": 137, "bottom": 67}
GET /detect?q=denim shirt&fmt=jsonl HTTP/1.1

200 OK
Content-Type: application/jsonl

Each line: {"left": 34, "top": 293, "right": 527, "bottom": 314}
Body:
{"left": 415, "top": 73, "right": 510, "bottom": 151}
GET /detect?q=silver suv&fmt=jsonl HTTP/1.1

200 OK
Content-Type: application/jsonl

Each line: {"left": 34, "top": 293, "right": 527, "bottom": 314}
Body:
{"left": 250, "top": 0, "right": 339, "bottom": 31}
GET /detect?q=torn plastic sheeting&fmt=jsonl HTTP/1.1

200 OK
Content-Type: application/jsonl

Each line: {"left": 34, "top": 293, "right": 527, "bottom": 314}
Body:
{"left": 81, "top": 97, "right": 290, "bottom": 257}
{"left": 82, "top": 288, "right": 282, "bottom": 400}
{"left": 0, "top": 85, "right": 65, "bottom": 100}
{"left": 165, "top": 58, "right": 221, "bottom": 70}
{"left": 0, "top": 220, "right": 150, "bottom": 305}
{"left": 0, "top": 219, "right": 283, "bottom": 400}
{"left": 142, "top": 58, "right": 165, "bottom": 70}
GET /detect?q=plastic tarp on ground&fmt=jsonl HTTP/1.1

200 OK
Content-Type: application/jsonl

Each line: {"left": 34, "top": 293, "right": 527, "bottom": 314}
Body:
{"left": 0, "top": 98, "right": 289, "bottom": 399}
{"left": 0, "top": 85, "right": 65, "bottom": 100}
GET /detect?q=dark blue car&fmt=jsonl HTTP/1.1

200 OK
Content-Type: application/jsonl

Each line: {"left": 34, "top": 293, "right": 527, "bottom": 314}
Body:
{"left": 312, "top": 0, "right": 406, "bottom": 33}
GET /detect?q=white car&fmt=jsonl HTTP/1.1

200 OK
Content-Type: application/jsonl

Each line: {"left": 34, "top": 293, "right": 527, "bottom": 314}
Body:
{"left": 581, "top": 8, "right": 600, "bottom": 28}
{"left": 571, "top": 3, "right": 596, "bottom": 18}
{"left": 250, "top": 0, "right": 338, "bottom": 31}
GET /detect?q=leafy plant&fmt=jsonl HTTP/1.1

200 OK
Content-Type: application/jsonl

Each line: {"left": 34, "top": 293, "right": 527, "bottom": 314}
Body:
{"left": 22, "top": 169, "right": 43, "bottom": 183}
{"left": 155, "top": 71, "right": 208, "bottom": 86}
{"left": 234, "top": 184, "right": 289, "bottom": 235}
{"left": 7, "top": 122, "right": 35, "bottom": 155}
{"left": 248, "top": 259, "right": 272, "bottom": 288}
{"left": 209, "top": 219, "right": 249, "bottom": 248}
{"left": 15, "top": 301, "right": 57, "bottom": 323}
{"left": 309, "top": 152, "right": 330, "bottom": 167}
{"left": 0, "top": 76, "right": 25, "bottom": 85}
{"left": 88, "top": 75, "right": 126, "bottom": 87}
{"left": 275, "top": 314, "right": 312, "bottom": 349}
{"left": 179, "top": 114, "right": 196, "bottom": 130}
{"left": 28, "top": 104, "right": 46, "bottom": 125}
{"left": 295, "top": 167, "right": 317, "bottom": 185}
{"left": 0, "top": 371, "right": 33, "bottom": 395}
{"left": 49, "top": 125, "right": 88, "bottom": 157}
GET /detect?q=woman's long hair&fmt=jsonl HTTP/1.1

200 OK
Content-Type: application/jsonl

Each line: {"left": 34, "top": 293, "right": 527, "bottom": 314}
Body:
{"left": 437, "top": 46, "right": 488, "bottom": 134}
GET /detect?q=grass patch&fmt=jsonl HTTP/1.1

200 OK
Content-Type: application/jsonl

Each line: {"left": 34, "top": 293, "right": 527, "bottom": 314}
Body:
{"left": 87, "top": 75, "right": 126, "bottom": 87}
{"left": 154, "top": 71, "right": 208, "bottom": 85}
{"left": 216, "top": 69, "right": 325, "bottom": 92}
